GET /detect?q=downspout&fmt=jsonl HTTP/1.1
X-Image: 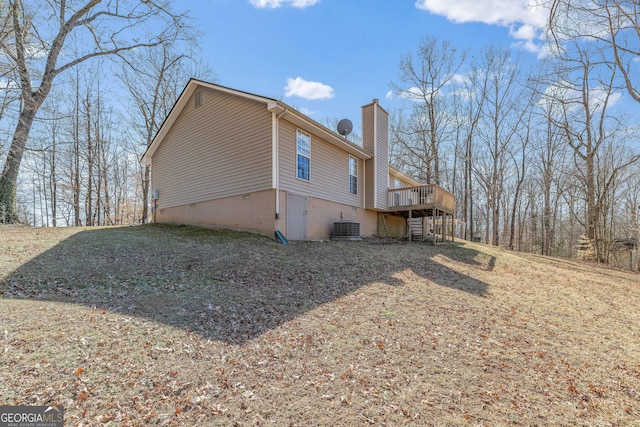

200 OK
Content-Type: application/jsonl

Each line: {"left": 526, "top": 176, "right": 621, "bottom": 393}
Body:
{"left": 273, "top": 108, "right": 288, "bottom": 219}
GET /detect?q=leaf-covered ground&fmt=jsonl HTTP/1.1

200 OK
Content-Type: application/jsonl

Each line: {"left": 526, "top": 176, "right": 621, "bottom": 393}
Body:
{"left": 1, "top": 224, "right": 638, "bottom": 426}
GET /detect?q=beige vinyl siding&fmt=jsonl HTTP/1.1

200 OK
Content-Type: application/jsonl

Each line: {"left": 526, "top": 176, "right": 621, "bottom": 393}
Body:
{"left": 374, "top": 106, "right": 389, "bottom": 210}
{"left": 362, "top": 106, "right": 375, "bottom": 209}
{"left": 389, "top": 173, "right": 415, "bottom": 188}
{"left": 362, "top": 102, "right": 388, "bottom": 211}
{"left": 278, "top": 120, "right": 363, "bottom": 207}
{"left": 152, "top": 88, "right": 272, "bottom": 208}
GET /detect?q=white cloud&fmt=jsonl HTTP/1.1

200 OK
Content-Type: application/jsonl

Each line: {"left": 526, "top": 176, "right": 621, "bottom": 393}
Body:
{"left": 512, "top": 38, "right": 542, "bottom": 54}
{"left": 415, "top": 0, "right": 548, "bottom": 52}
{"left": 452, "top": 73, "right": 467, "bottom": 85}
{"left": 285, "top": 77, "right": 334, "bottom": 100}
{"left": 415, "top": 0, "right": 547, "bottom": 27}
{"left": 249, "top": 0, "right": 319, "bottom": 8}
{"left": 592, "top": 89, "right": 622, "bottom": 110}
{"left": 510, "top": 23, "right": 537, "bottom": 40}
{"left": 0, "top": 78, "right": 19, "bottom": 90}
{"left": 404, "top": 87, "right": 427, "bottom": 100}
{"left": 541, "top": 82, "right": 623, "bottom": 116}
{"left": 386, "top": 87, "right": 425, "bottom": 101}
{"left": 299, "top": 107, "right": 315, "bottom": 116}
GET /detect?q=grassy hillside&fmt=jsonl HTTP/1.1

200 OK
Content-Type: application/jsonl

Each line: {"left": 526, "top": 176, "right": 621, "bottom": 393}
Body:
{"left": 1, "top": 225, "right": 638, "bottom": 426}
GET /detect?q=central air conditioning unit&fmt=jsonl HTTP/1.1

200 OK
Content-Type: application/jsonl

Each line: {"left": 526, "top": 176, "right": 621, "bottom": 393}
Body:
{"left": 332, "top": 221, "right": 361, "bottom": 240}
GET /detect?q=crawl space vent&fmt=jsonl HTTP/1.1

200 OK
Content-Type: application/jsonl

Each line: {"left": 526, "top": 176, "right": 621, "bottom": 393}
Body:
{"left": 332, "top": 221, "right": 361, "bottom": 240}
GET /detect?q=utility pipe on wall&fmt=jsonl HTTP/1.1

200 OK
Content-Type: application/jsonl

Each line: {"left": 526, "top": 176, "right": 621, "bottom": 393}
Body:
{"left": 273, "top": 108, "right": 288, "bottom": 219}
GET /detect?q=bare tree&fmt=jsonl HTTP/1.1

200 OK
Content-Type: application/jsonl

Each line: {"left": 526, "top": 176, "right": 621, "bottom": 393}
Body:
{"left": 543, "top": 34, "right": 640, "bottom": 262}
{"left": 0, "top": 0, "right": 189, "bottom": 223}
{"left": 473, "top": 46, "right": 529, "bottom": 246}
{"left": 620, "top": 162, "right": 640, "bottom": 269}
{"left": 34, "top": 102, "right": 65, "bottom": 227}
{"left": 118, "top": 42, "right": 214, "bottom": 223}
{"left": 390, "top": 36, "right": 466, "bottom": 185}
{"left": 0, "top": 4, "right": 21, "bottom": 172}
{"left": 548, "top": 0, "right": 640, "bottom": 102}
{"left": 71, "top": 69, "right": 82, "bottom": 226}
{"left": 507, "top": 105, "right": 534, "bottom": 251}
{"left": 457, "top": 61, "right": 489, "bottom": 241}
{"left": 532, "top": 93, "right": 570, "bottom": 255}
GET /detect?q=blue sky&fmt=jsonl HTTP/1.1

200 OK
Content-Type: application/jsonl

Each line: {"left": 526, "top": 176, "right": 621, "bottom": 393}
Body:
{"left": 185, "top": 0, "right": 554, "bottom": 129}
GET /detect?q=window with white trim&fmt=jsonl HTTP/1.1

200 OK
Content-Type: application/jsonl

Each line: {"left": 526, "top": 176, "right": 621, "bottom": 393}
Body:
{"left": 349, "top": 156, "right": 358, "bottom": 195}
{"left": 296, "top": 130, "right": 310, "bottom": 181}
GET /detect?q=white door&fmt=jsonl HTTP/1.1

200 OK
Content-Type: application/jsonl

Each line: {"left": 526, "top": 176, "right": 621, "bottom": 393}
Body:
{"left": 286, "top": 193, "right": 307, "bottom": 240}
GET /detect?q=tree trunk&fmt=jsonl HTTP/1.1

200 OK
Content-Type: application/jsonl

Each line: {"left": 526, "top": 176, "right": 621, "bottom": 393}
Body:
{"left": 542, "top": 180, "right": 552, "bottom": 256}
{"left": 464, "top": 134, "right": 474, "bottom": 241}
{"left": 73, "top": 130, "right": 81, "bottom": 226}
{"left": 491, "top": 144, "right": 500, "bottom": 246}
{"left": 85, "top": 99, "right": 93, "bottom": 227}
{"left": 0, "top": 107, "right": 38, "bottom": 223}
{"left": 508, "top": 154, "right": 525, "bottom": 251}
{"left": 50, "top": 128, "right": 58, "bottom": 227}
{"left": 0, "top": 0, "right": 187, "bottom": 225}
{"left": 585, "top": 150, "right": 599, "bottom": 259}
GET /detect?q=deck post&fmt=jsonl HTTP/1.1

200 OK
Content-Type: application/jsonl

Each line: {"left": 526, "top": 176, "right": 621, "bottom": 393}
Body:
{"left": 442, "top": 211, "right": 446, "bottom": 243}
{"left": 408, "top": 209, "right": 412, "bottom": 241}
{"left": 434, "top": 210, "right": 439, "bottom": 245}
{"left": 452, "top": 213, "right": 455, "bottom": 243}
{"left": 446, "top": 212, "right": 450, "bottom": 243}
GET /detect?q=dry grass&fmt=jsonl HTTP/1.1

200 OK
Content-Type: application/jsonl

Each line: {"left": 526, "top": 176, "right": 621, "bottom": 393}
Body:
{"left": 1, "top": 224, "right": 639, "bottom": 426}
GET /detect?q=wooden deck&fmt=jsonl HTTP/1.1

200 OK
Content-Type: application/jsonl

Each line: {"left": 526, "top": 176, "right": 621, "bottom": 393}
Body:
{"left": 387, "top": 184, "right": 455, "bottom": 218}
{"left": 386, "top": 185, "right": 456, "bottom": 242}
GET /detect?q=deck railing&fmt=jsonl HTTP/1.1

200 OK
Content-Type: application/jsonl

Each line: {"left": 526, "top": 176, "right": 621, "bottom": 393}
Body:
{"left": 387, "top": 184, "right": 455, "bottom": 214}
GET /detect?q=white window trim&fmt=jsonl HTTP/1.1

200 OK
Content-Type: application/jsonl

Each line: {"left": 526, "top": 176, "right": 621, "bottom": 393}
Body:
{"left": 296, "top": 129, "right": 311, "bottom": 181}
{"left": 349, "top": 155, "right": 358, "bottom": 195}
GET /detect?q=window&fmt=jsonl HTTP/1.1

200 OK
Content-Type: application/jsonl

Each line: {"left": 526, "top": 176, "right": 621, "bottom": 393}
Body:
{"left": 349, "top": 156, "right": 358, "bottom": 195}
{"left": 296, "top": 130, "right": 310, "bottom": 181}
{"left": 194, "top": 90, "right": 202, "bottom": 107}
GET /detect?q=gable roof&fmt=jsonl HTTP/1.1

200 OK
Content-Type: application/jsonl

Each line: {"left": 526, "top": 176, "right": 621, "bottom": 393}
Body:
{"left": 142, "top": 79, "right": 371, "bottom": 165}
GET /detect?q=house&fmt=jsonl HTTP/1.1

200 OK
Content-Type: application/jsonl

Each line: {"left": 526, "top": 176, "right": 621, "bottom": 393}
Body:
{"left": 142, "top": 79, "right": 455, "bottom": 241}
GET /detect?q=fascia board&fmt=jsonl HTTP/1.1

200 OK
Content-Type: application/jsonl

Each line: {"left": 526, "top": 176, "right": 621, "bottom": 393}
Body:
{"left": 142, "top": 79, "right": 371, "bottom": 165}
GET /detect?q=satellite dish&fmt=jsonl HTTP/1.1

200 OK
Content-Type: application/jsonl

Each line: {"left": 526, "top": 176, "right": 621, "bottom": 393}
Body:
{"left": 337, "top": 119, "right": 353, "bottom": 136}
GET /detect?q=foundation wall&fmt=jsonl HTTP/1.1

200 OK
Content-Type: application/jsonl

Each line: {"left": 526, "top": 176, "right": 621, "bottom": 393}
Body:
{"left": 155, "top": 189, "right": 409, "bottom": 241}
{"left": 155, "top": 189, "right": 276, "bottom": 237}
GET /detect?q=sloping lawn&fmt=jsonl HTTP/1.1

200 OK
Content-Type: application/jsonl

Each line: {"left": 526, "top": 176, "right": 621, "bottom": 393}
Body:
{"left": 1, "top": 224, "right": 638, "bottom": 426}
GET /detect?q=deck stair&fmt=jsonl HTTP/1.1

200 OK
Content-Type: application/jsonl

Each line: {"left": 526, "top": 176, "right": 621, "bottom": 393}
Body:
{"left": 409, "top": 218, "right": 423, "bottom": 240}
